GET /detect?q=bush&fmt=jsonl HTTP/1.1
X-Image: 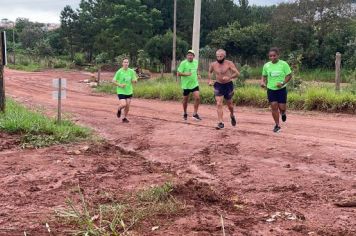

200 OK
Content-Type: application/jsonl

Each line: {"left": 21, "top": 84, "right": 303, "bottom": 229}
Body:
{"left": 73, "top": 53, "right": 85, "bottom": 66}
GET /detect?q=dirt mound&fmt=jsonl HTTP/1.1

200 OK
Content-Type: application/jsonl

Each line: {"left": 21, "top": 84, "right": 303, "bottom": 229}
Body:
{"left": 0, "top": 132, "right": 20, "bottom": 151}
{"left": 173, "top": 179, "right": 230, "bottom": 205}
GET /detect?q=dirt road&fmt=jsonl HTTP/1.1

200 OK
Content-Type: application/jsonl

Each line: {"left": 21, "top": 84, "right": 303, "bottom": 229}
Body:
{"left": 1, "top": 69, "right": 356, "bottom": 235}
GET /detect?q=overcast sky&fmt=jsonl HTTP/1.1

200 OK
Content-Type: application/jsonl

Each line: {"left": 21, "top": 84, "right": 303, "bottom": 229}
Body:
{"left": 0, "top": 0, "right": 285, "bottom": 23}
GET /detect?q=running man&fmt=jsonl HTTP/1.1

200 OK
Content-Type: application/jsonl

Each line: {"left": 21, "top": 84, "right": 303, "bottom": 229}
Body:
{"left": 260, "top": 47, "right": 292, "bottom": 133}
{"left": 177, "top": 50, "right": 201, "bottom": 121}
{"left": 113, "top": 58, "right": 138, "bottom": 123}
{"left": 208, "top": 49, "right": 240, "bottom": 129}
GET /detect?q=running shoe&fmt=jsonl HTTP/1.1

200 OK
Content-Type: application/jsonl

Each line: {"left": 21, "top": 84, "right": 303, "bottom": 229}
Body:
{"left": 231, "top": 115, "right": 237, "bottom": 126}
{"left": 193, "top": 113, "right": 202, "bottom": 121}
{"left": 273, "top": 125, "right": 281, "bottom": 133}
{"left": 216, "top": 122, "right": 224, "bottom": 130}
{"left": 281, "top": 113, "right": 287, "bottom": 122}
{"left": 122, "top": 118, "right": 130, "bottom": 123}
{"left": 183, "top": 113, "right": 188, "bottom": 121}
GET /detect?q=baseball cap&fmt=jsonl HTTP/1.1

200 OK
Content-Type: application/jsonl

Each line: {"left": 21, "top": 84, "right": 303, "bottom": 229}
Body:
{"left": 187, "top": 50, "right": 195, "bottom": 55}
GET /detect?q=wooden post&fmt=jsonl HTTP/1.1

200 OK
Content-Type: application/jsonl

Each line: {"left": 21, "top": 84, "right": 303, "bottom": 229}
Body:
{"left": 335, "top": 52, "right": 341, "bottom": 93}
{"left": 57, "top": 78, "right": 62, "bottom": 124}
{"left": 0, "top": 32, "right": 5, "bottom": 113}
{"left": 97, "top": 65, "right": 101, "bottom": 85}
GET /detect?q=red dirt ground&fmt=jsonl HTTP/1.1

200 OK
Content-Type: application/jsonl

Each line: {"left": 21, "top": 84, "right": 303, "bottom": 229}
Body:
{"left": 1, "top": 68, "right": 355, "bottom": 235}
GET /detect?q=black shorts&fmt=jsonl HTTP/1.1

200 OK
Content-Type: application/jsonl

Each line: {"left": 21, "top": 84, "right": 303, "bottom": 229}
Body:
{"left": 118, "top": 94, "right": 133, "bottom": 100}
{"left": 267, "top": 87, "right": 287, "bottom": 103}
{"left": 214, "top": 81, "right": 234, "bottom": 100}
{"left": 183, "top": 86, "right": 199, "bottom": 96}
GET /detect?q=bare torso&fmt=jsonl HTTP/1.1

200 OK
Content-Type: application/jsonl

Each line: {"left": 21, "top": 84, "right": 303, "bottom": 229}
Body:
{"left": 210, "top": 60, "right": 235, "bottom": 84}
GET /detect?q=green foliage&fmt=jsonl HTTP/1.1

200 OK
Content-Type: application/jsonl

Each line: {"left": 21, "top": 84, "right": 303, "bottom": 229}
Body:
{"left": 145, "top": 30, "right": 189, "bottom": 63}
{"left": 74, "top": 53, "right": 85, "bottom": 66}
{"left": 96, "top": 78, "right": 356, "bottom": 113}
{"left": 0, "top": 99, "right": 91, "bottom": 148}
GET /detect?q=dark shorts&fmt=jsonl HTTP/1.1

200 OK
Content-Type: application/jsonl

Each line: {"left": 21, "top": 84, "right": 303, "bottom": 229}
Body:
{"left": 267, "top": 87, "right": 287, "bottom": 103}
{"left": 183, "top": 86, "right": 199, "bottom": 96}
{"left": 214, "top": 81, "right": 234, "bottom": 100}
{"left": 118, "top": 94, "right": 133, "bottom": 100}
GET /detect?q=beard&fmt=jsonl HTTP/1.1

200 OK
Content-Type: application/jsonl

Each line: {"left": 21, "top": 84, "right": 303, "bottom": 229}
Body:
{"left": 217, "top": 58, "right": 225, "bottom": 64}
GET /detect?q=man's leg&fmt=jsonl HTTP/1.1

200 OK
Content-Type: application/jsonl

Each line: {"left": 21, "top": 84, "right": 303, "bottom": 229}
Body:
{"left": 271, "top": 102, "right": 280, "bottom": 126}
{"left": 216, "top": 96, "right": 224, "bottom": 123}
{"left": 183, "top": 95, "right": 189, "bottom": 114}
{"left": 123, "top": 99, "right": 131, "bottom": 118}
{"left": 226, "top": 99, "right": 237, "bottom": 126}
{"left": 117, "top": 98, "right": 127, "bottom": 118}
{"left": 226, "top": 99, "right": 234, "bottom": 117}
{"left": 192, "top": 91, "right": 200, "bottom": 115}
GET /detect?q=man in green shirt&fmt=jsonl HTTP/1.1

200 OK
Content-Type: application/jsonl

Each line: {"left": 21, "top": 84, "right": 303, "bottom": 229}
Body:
{"left": 112, "top": 58, "right": 137, "bottom": 123}
{"left": 260, "top": 47, "right": 292, "bottom": 133}
{"left": 177, "top": 50, "right": 201, "bottom": 121}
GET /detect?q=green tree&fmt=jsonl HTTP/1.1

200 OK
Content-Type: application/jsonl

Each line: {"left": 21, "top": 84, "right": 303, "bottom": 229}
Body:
{"left": 60, "top": 5, "right": 79, "bottom": 60}
{"left": 145, "top": 31, "right": 189, "bottom": 70}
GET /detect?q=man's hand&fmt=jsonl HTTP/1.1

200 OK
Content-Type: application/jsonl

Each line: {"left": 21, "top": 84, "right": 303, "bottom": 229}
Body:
{"left": 222, "top": 76, "right": 231, "bottom": 82}
{"left": 260, "top": 81, "right": 266, "bottom": 88}
{"left": 133, "top": 80, "right": 138, "bottom": 84}
{"left": 208, "top": 80, "right": 214, "bottom": 86}
{"left": 276, "top": 82, "right": 284, "bottom": 88}
{"left": 120, "top": 84, "right": 126, "bottom": 88}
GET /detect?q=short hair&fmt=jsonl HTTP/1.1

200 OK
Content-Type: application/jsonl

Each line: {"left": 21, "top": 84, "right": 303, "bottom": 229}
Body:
{"left": 216, "top": 49, "right": 226, "bottom": 56}
{"left": 269, "top": 47, "right": 280, "bottom": 55}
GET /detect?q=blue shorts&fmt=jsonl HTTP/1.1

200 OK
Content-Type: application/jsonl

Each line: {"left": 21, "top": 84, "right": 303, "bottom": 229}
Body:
{"left": 214, "top": 81, "right": 234, "bottom": 100}
{"left": 267, "top": 88, "right": 287, "bottom": 103}
{"left": 118, "top": 94, "right": 133, "bottom": 100}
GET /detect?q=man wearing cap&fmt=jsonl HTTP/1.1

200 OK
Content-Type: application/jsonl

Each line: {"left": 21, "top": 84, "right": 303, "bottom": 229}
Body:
{"left": 177, "top": 50, "right": 201, "bottom": 121}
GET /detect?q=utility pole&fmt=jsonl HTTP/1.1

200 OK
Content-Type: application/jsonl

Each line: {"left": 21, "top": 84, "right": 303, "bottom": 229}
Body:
{"left": 172, "top": 0, "right": 177, "bottom": 80}
{"left": 0, "top": 31, "right": 7, "bottom": 112}
{"left": 192, "top": 0, "right": 201, "bottom": 60}
{"left": 12, "top": 23, "right": 15, "bottom": 65}
{"left": 335, "top": 52, "right": 341, "bottom": 93}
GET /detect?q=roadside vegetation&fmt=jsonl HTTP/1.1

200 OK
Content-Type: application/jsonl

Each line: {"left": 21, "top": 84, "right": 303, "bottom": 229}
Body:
{"left": 55, "top": 182, "right": 184, "bottom": 235}
{"left": 0, "top": 99, "right": 91, "bottom": 148}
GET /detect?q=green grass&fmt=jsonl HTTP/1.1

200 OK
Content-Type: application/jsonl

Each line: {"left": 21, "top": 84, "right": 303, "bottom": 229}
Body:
{"left": 0, "top": 99, "right": 91, "bottom": 148}
{"left": 7, "top": 63, "right": 42, "bottom": 72}
{"left": 55, "top": 183, "right": 183, "bottom": 235}
{"left": 96, "top": 78, "right": 356, "bottom": 113}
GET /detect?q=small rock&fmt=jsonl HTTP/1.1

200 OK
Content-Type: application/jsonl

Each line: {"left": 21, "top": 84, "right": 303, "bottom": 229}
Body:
{"left": 29, "top": 186, "right": 41, "bottom": 192}
{"left": 284, "top": 164, "right": 291, "bottom": 168}
{"left": 74, "top": 150, "right": 81, "bottom": 155}
{"left": 80, "top": 146, "right": 90, "bottom": 152}
{"left": 89, "top": 82, "right": 98, "bottom": 88}
{"left": 151, "top": 226, "right": 159, "bottom": 231}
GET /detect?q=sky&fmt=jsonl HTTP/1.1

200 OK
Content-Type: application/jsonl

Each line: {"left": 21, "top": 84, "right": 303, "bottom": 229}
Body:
{"left": 0, "top": 0, "right": 285, "bottom": 23}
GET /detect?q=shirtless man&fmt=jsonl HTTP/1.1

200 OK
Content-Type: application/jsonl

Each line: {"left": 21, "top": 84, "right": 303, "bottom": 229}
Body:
{"left": 208, "top": 49, "right": 240, "bottom": 129}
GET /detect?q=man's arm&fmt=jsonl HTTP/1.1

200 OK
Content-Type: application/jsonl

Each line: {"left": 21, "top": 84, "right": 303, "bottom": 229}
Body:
{"left": 277, "top": 74, "right": 292, "bottom": 88}
{"left": 208, "top": 63, "right": 214, "bottom": 85}
{"left": 112, "top": 73, "right": 125, "bottom": 87}
{"left": 177, "top": 71, "right": 192, "bottom": 76}
{"left": 260, "top": 76, "right": 267, "bottom": 88}
{"left": 229, "top": 61, "right": 240, "bottom": 79}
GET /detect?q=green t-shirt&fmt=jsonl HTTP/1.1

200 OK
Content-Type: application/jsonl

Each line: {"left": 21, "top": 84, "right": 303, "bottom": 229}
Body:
{"left": 262, "top": 60, "right": 292, "bottom": 90}
{"left": 177, "top": 59, "right": 199, "bottom": 90}
{"left": 113, "top": 68, "right": 137, "bottom": 95}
